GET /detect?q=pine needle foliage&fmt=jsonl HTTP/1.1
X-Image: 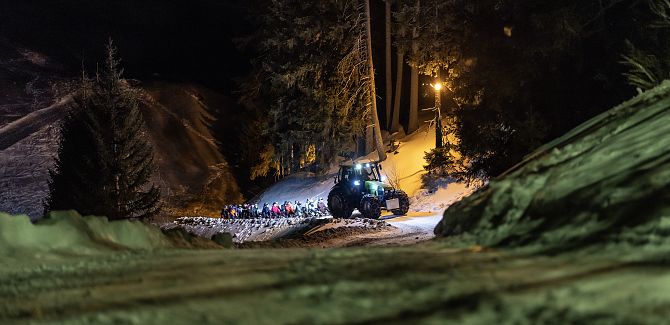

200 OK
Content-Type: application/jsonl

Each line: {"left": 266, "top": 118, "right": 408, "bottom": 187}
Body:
{"left": 46, "top": 41, "right": 160, "bottom": 220}
{"left": 622, "top": 0, "right": 670, "bottom": 91}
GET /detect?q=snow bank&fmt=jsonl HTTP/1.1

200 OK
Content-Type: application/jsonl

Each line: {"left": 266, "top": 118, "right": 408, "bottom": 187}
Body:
{"left": 410, "top": 183, "right": 473, "bottom": 213}
{"left": 436, "top": 81, "right": 670, "bottom": 252}
{"left": 0, "top": 211, "right": 172, "bottom": 257}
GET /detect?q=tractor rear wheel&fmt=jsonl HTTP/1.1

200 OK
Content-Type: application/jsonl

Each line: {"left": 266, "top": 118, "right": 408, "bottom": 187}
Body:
{"left": 360, "top": 196, "right": 382, "bottom": 219}
{"left": 328, "top": 187, "right": 354, "bottom": 219}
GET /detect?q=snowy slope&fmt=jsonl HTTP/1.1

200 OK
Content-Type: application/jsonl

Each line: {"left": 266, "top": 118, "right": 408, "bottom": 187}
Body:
{"left": 378, "top": 126, "right": 436, "bottom": 196}
{"left": 255, "top": 125, "right": 474, "bottom": 212}
{"left": 0, "top": 77, "right": 244, "bottom": 218}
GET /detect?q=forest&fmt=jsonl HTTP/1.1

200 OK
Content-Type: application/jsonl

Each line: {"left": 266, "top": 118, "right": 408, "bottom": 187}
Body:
{"left": 237, "top": 0, "right": 668, "bottom": 186}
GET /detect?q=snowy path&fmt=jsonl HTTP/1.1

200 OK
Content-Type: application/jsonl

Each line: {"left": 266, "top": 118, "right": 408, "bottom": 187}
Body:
{"left": 0, "top": 95, "right": 71, "bottom": 150}
{"left": 303, "top": 211, "right": 443, "bottom": 248}
{"left": 383, "top": 212, "right": 441, "bottom": 239}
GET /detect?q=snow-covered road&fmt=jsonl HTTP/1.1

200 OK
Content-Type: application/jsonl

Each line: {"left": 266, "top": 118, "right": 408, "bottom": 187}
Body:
{"left": 383, "top": 212, "right": 441, "bottom": 236}
{"left": 307, "top": 211, "right": 444, "bottom": 247}
{"left": 344, "top": 212, "right": 443, "bottom": 246}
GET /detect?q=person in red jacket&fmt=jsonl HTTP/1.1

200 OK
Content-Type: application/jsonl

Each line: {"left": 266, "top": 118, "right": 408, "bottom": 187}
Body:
{"left": 271, "top": 202, "right": 281, "bottom": 217}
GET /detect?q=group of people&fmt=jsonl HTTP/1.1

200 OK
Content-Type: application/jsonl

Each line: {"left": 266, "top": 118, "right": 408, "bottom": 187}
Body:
{"left": 220, "top": 198, "right": 329, "bottom": 219}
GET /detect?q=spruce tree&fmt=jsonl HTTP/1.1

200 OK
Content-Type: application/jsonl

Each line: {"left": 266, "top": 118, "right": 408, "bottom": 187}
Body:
{"left": 241, "top": 0, "right": 373, "bottom": 177}
{"left": 46, "top": 41, "right": 160, "bottom": 220}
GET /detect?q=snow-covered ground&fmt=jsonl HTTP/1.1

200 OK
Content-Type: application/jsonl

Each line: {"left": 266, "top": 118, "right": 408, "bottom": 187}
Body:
{"left": 409, "top": 185, "right": 472, "bottom": 213}
{"left": 0, "top": 124, "right": 59, "bottom": 219}
{"left": 161, "top": 216, "right": 392, "bottom": 245}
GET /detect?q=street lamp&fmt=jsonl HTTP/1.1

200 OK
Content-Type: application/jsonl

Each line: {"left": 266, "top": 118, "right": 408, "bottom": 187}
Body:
{"left": 432, "top": 81, "right": 443, "bottom": 148}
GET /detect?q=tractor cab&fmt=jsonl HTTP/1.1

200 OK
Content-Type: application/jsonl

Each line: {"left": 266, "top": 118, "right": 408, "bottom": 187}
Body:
{"left": 337, "top": 160, "right": 384, "bottom": 185}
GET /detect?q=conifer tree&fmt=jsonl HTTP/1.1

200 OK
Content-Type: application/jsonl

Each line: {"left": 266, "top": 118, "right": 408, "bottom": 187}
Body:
{"left": 241, "top": 0, "right": 375, "bottom": 178}
{"left": 46, "top": 41, "right": 160, "bottom": 220}
{"left": 403, "top": 0, "right": 641, "bottom": 180}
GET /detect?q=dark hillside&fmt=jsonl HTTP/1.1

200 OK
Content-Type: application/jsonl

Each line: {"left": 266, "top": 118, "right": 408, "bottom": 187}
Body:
{"left": 437, "top": 81, "right": 670, "bottom": 253}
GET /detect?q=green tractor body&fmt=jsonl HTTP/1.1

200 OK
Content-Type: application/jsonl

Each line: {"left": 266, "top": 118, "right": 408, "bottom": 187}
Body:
{"left": 327, "top": 160, "right": 410, "bottom": 219}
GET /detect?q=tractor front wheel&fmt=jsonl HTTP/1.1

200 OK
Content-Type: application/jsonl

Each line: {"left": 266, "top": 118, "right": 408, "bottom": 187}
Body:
{"left": 360, "top": 196, "right": 382, "bottom": 219}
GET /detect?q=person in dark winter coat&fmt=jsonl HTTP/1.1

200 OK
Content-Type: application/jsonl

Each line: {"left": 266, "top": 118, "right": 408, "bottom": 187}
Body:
{"left": 317, "top": 198, "right": 328, "bottom": 214}
{"left": 262, "top": 203, "right": 271, "bottom": 217}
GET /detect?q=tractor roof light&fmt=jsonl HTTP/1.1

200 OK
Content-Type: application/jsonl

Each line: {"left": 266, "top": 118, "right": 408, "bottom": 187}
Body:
{"left": 355, "top": 164, "right": 362, "bottom": 170}
{"left": 365, "top": 163, "right": 370, "bottom": 167}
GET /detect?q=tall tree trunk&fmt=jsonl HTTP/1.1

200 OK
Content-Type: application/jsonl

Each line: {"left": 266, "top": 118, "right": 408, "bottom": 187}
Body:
{"left": 391, "top": 51, "right": 403, "bottom": 132}
{"left": 407, "top": 0, "right": 420, "bottom": 134}
{"left": 385, "top": 0, "right": 393, "bottom": 131}
{"left": 435, "top": 80, "right": 443, "bottom": 148}
{"left": 365, "top": 0, "right": 388, "bottom": 161}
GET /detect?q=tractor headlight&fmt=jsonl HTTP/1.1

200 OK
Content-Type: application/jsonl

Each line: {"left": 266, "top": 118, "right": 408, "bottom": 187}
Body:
{"left": 365, "top": 163, "right": 370, "bottom": 167}
{"left": 354, "top": 180, "right": 360, "bottom": 186}
{"left": 381, "top": 175, "right": 387, "bottom": 182}
{"left": 355, "top": 164, "right": 362, "bottom": 170}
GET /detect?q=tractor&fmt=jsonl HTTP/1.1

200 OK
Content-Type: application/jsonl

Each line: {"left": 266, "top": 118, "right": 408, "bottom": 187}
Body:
{"left": 327, "top": 160, "right": 410, "bottom": 219}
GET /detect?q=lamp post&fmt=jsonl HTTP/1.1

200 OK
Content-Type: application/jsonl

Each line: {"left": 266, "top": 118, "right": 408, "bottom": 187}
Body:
{"left": 433, "top": 82, "right": 443, "bottom": 148}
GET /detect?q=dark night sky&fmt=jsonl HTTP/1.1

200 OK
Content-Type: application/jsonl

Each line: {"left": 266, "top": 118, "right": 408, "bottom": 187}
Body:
{"left": 0, "top": 1, "right": 395, "bottom": 92}
{"left": 0, "top": 0, "right": 252, "bottom": 90}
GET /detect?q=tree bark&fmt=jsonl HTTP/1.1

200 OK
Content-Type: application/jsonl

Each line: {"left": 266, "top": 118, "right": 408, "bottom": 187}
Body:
{"left": 365, "top": 0, "right": 388, "bottom": 161}
{"left": 408, "top": 0, "right": 420, "bottom": 134}
{"left": 391, "top": 51, "right": 403, "bottom": 133}
{"left": 435, "top": 86, "right": 443, "bottom": 148}
{"left": 385, "top": 0, "right": 393, "bottom": 131}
